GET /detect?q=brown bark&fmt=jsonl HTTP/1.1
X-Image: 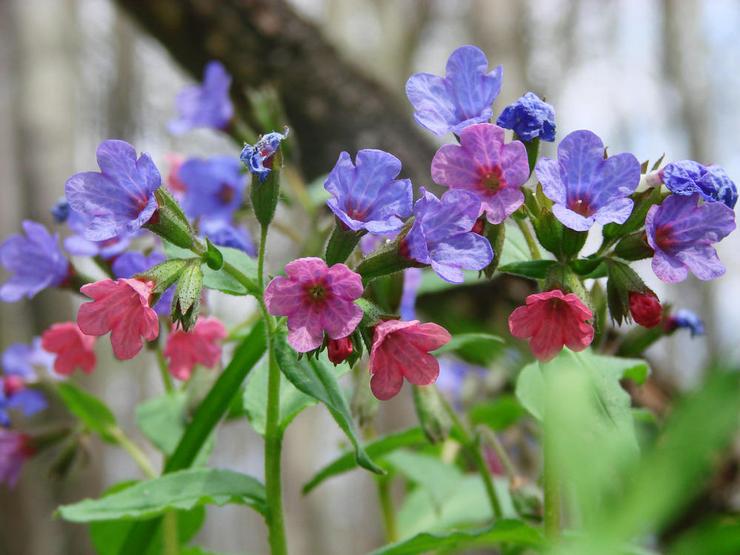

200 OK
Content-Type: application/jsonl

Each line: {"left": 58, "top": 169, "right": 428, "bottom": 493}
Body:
{"left": 114, "top": 0, "right": 436, "bottom": 183}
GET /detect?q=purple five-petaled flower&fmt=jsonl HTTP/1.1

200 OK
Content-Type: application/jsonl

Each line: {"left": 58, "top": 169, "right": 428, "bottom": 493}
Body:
{"left": 496, "top": 92, "right": 556, "bottom": 142}
{"left": 0, "top": 221, "right": 69, "bottom": 302}
{"left": 65, "top": 140, "right": 161, "bottom": 241}
{"left": 666, "top": 309, "right": 704, "bottom": 337}
{"left": 201, "top": 219, "right": 256, "bottom": 256}
{"left": 403, "top": 188, "right": 493, "bottom": 283}
{"left": 646, "top": 193, "right": 735, "bottom": 283}
{"left": 406, "top": 45, "right": 502, "bottom": 136}
{"left": 169, "top": 61, "right": 234, "bottom": 135}
{"left": 324, "top": 149, "right": 413, "bottom": 234}
{"left": 64, "top": 209, "right": 132, "bottom": 259}
{"left": 431, "top": 123, "right": 530, "bottom": 224}
{"left": 111, "top": 251, "right": 173, "bottom": 317}
{"left": 179, "top": 156, "right": 246, "bottom": 222}
{"left": 535, "top": 130, "right": 641, "bottom": 231}
{"left": 661, "top": 160, "right": 737, "bottom": 209}
{"left": 240, "top": 129, "right": 288, "bottom": 183}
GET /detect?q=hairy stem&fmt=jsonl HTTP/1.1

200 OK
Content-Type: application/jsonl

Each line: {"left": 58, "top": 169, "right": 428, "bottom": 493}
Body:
{"left": 516, "top": 218, "right": 542, "bottom": 260}
{"left": 155, "top": 340, "right": 175, "bottom": 393}
{"left": 110, "top": 427, "right": 157, "bottom": 479}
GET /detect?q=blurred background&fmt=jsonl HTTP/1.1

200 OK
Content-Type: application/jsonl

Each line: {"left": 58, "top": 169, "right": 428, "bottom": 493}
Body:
{"left": 1, "top": 0, "right": 739, "bottom": 553}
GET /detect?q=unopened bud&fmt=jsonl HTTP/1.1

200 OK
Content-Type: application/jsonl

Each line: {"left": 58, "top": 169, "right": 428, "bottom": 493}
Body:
{"left": 327, "top": 336, "right": 353, "bottom": 365}
{"left": 629, "top": 290, "right": 662, "bottom": 328}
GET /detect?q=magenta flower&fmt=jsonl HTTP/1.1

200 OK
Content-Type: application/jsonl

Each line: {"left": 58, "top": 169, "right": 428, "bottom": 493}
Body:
{"left": 431, "top": 123, "right": 529, "bottom": 224}
{"left": 406, "top": 45, "right": 502, "bottom": 136}
{"left": 0, "top": 430, "right": 33, "bottom": 487}
{"left": 368, "top": 319, "right": 451, "bottom": 400}
{"left": 535, "top": 130, "right": 641, "bottom": 231}
{"left": 508, "top": 289, "right": 594, "bottom": 362}
{"left": 77, "top": 278, "right": 159, "bottom": 360}
{"left": 264, "top": 257, "right": 363, "bottom": 352}
{"left": 164, "top": 317, "right": 226, "bottom": 381}
{"left": 41, "top": 322, "right": 96, "bottom": 376}
{"left": 646, "top": 193, "right": 735, "bottom": 283}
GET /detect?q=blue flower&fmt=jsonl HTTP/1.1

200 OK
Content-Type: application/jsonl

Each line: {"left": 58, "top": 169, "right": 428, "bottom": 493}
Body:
{"left": 400, "top": 268, "right": 423, "bottom": 321}
{"left": 324, "top": 149, "right": 413, "bottom": 233}
{"left": 437, "top": 357, "right": 487, "bottom": 409}
{"left": 0, "top": 221, "right": 69, "bottom": 302}
{"left": 1, "top": 342, "right": 50, "bottom": 427}
{"left": 661, "top": 160, "right": 737, "bottom": 209}
{"left": 51, "top": 197, "right": 70, "bottom": 223}
{"left": 169, "top": 61, "right": 234, "bottom": 134}
{"left": 179, "top": 156, "right": 246, "bottom": 221}
{"left": 112, "top": 251, "right": 172, "bottom": 317}
{"left": 65, "top": 140, "right": 161, "bottom": 241}
{"left": 666, "top": 309, "right": 704, "bottom": 337}
{"left": 535, "top": 130, "right": 641, "bottom": 231}
{"left": 406, "top": 45, "right": 503, "bottom": 136}
{"left": 496, "top": 92, "right": 556, "bottom": 142}
{"left": 2, "top": 340, "right": 54, "bottom": 380}
{"left": 64, "top": 209, "right": 133, "bottom": 259}
{"left": 240, "top": 130, "right": 288, "bottom": 183}
{"left": 646, "top": 193, "right": 735, "bottom": 283}
{"left": 201, "top": 219, "right": 256, "bottom": 256}
{"left": 403, "top": 188, "right": 493, "bottom": 283}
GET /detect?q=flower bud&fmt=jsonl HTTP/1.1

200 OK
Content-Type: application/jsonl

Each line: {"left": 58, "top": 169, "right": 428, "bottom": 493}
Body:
{"left": 327, "top": 336, "right": 353, "bottom": 365}
{"left": 171, "top": 260, "right": 204, "bottom": 331}
{"left": 628, "top": 290, "right": 662, "bottom": 328}
{"left": 3, "top": 375, "right": 25, "bottom": 396}
{"left": 606, "top": 260, "right": 651, "bottom": 325}
{"left": 145, "top": 188, "right": 196, "bottom": 250}
{"left": 412, "top": 385, "right": 451, "bottom": 444}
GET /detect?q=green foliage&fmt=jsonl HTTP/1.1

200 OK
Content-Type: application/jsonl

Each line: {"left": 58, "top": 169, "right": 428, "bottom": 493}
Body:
{"left": 273, "top": 331, "right": 383, "bottom": 474}
{"left": 469, "top": 394, "right": 527, "bottom": 430}
{"left": 498, "top": 259, "right": 556, "bottom": 279}
{"left": 434, "top": 332, "right": 504, "bottom": 366}
{"left": 56, "top": 382, "right": 118, "bottom": 443}
{"left": 58, "top": 468, "right": 266, "bottom": 522}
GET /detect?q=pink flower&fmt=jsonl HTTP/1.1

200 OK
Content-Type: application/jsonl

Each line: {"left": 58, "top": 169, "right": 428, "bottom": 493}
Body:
{"left": 165, "top": 153, "right": 187, "bottom": 195}
{"left": 164, "top": 316, "right": 226, "bottom": 380}
{"left": 41, "top": 322, "right": 96, "bottom": 376}
{"left": 368, "top": 320, "right": 451, "bottom": 401}
{"left": 0, "top": 430, "right": 33, "bottom": 487}
{"left": 431, "top": 123, "right": 530, "bottom": 224}
{"left": 508, "top": 289, "right": 594, "bottom": 362}
{"left": 77, "top": 278, "right": 159, "bottom": 360}
{"left": 264, "top": 257, "right": 364, "bottom": 352}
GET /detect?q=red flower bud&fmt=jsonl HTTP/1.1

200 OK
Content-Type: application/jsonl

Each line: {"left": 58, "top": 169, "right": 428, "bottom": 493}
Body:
{"left": 2, "top": 375, "right": 25, "bottom": 396}
{"left": 327, "top": 336, "right": 354, "bottom": 365}
{"left": 629, "top": 290, "right": 662, "bottom": 328}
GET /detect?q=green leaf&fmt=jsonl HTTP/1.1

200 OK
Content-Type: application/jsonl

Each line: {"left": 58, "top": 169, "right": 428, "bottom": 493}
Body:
{"left": 243, "top": 353, "right": 351, "bottom": 436}
{"left": 274, "top": 332, "right": 383, "bottom": 475}
{"left": 368, "top": 519, "right": 543, "bottom": 555}
{"left": 303, "top": 428, "right": 427, "bottom": 494}
{"left": 164, "top": 242, "right": 258, "bottom": 296}
{"left": 469, "top": 395, "right": 527, "bottom": 430}
{"left": 499, "top": 220, "right": 533, "bottom": 265}
{"left": 385, "top": 450, "right": 463, "bottom": 507}
{"left": 56, "top": 382, "right": 118, "bottom": 443}
{"left": 668, "top": 517, "right": 740, "bottom": 555}
{"left": 416, "top": 270, "right": 485, "bottom": 295}
{"left": 498, "top": 259, "right": 556, "bottom": 279}
{"left": 434, "top": 333, "right": 504, "bottom": 355}
{"left": 59, "top": 468, "right": 266, "bottom": 522}
{"left": 89, "top": 482, "right": 205, "bottom": 555}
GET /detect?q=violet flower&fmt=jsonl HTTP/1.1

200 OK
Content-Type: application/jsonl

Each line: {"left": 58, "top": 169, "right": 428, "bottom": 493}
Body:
{"left": 0, "top": 221, "right": 69, "bottom": 302}
{"left": 179, "top": 156, "right": 245, "bottom": 222}
{"left": 324, "top": 149, "right": 413, "bottom": 233}
{"left": 646, "top": 193, "right": 735, "bottom": 283}
{"left": 403, "top": 188, "right": 493, "bottom": 283}
{"left": 201, "top": 219, "right": 256, "bottom": 256}
{"left": 169, "top": 61, "right": 234, "bottom": 135}
{"left": 64, "top": 209, "right": 132, "bottom": 259}
{"left": 535, "top": 130, "right": 641, "bottom": 231}
{"left": 661, "top": 160, "right": 737, "bottom": 209}
{"left": 1, "top": 342, "right": 49, "bottom": 427}
{"left": 240, "top": 130, "right": 288, "bottom": 183}
{"left": 111, "top": 251, "right": 173, "bottom": 317}
{"left": 406, "top": 45, "right": 503, "bottom": 136}
{"left": 2, "top": 340, "right": 54, "bottom": 380}
{"left": 0, "top": 430, "right": 33, "bottom": 487}
{"left": 496, "top": 92, "right": 556, "bottom": 142}
{"left": 65, "top": 140, "right": 161, "bottom": 241}
{"left": 665, "top": 309, "right": 704, "bottom": 337}
{"left": 431, "top": 123, "right": 529, "bottom": 224}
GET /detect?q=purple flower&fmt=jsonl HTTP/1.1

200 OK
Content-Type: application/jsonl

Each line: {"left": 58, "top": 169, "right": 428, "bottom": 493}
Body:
{"left": 406, "top": 45, "right": 503, "bottom": 136}
{"left": 535, "top": 130, "right": 641, "bottom": 231}
{"left": 0, "top": 430, "right": 33, "bottom": 487}
{"left": 496, "top": 92, "right": 556, "bottom": 142}
{"left": 51, "top": 197, "right": 70, "bottom": 223}
{"left": 112, "top": 251, "right": 172, "bottom": 317}
{"left": 64, "top": 209, "right": 132, "bottom": 259}
{"left": 0, "top": 221, "right": 69, "bottom": 302}
{"left": 437, "top": 357, "right": 487, "bottom": 408}
{"left": 646, "top": 193, "right": 735, "bottom": 283}
{"left": 65, "top": 140, "right": 161, "bottom": 241}
{"left": 169, "top": 61, "right": 234, "bottom": 134}
{"left": 0, "top": 380, "right": 47, "bottom": 427}
{"left": 2, "top": 339, "right": 54, "bottom": 380}
{"left": 403, "top": 188, "right": 493, "bottom": 283}
{"left": 179, "top": 156, "right": 246, "bottom": 221}
{"left": 324, "top": 150, "right": 413, "bottom": 233}
{"left": 240, "top": 130, "right": 288, "bottom": 183}
{"left": 666, "top": 309, "right": 704, "bottom": 337}
{"left": 201, "top": 219, "right": 256, "bottom": 256}
{"left": 431, "top": 123, "right": 529, "bottom": 224}
{"left": 661, "top": 161, "right": 737, "bottom": 209}
{"left": 400, "top": 268, "right": 423, "bottom": 321}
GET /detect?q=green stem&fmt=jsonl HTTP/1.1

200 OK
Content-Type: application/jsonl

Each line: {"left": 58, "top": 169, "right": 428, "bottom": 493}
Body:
{"left": 256, "top": 223, "right": 288, "bottom": 555}
{"left": 110, "top": 427, "right": 157, "bottom": 479}
{"left": 377, "top": 476, "right": 398, "bottom": 543}
{"left": 543, "top": 423, "right": 561, "bottom": 539}
{"left": 155, "top": 340, "right": 175, "bottom": 393}
{"left": 162, "top": 512, "right": 179, "bottom": 555}
{"left": 516, "top": 218, "right": 542, "bottom": 260}
{"left": 480, "top": 427, "right": 518, "bottom": 483}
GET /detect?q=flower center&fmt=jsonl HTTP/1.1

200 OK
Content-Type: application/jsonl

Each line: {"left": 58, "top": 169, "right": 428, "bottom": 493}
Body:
{"left": 654, "top": 225, "right": 676, "bottom": 251}
{"left": 3, "top": 375, "right": 25, "bottom": 396}
{"left": 568, "top": 197, "right": 593, "bottom": 217}
{"left": 304, "top": 280, "right": 331, "bottom": 305}
{"left": 478, "top": 166, "right": 505, "bottom": 193}
{"left": 345, "top": 203, "right": 367, "bottom": 221}
{"left": 218, "top": 184, "right": 236, "bottom": 204}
